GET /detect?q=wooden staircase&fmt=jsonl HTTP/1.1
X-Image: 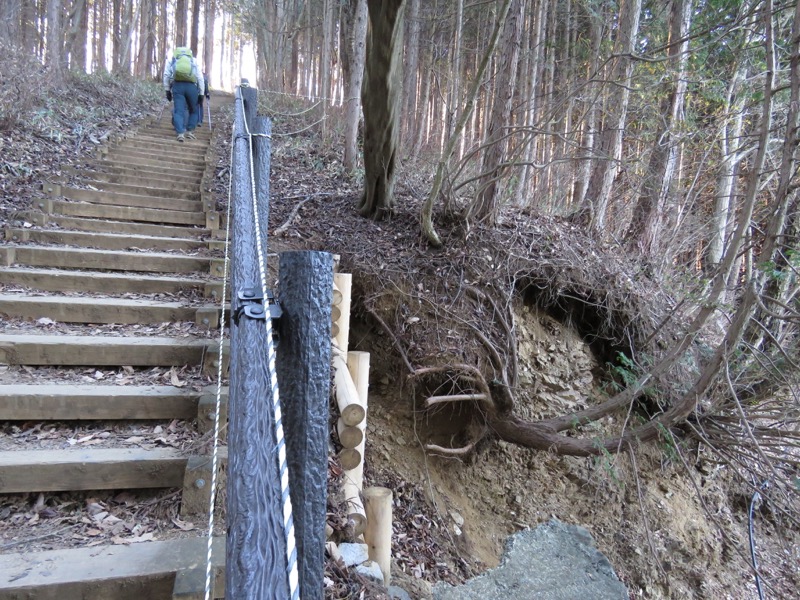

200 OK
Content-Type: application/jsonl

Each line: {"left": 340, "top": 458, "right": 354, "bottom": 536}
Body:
{"left": 0, "top": 104, "right": 229, "bottom": 598}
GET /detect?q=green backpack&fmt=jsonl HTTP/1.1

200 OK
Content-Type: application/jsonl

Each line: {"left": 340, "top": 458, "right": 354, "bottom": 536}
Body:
{"left": 173, "top": 47, "right": 196, "bottom": 83}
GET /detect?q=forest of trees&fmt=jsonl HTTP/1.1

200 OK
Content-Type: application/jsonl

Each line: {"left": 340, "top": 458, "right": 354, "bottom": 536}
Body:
{"left": 1, "top": 1, "right": 796, "bottom": 269}
{"left": 0, "top": 1, "right": 797, "bottom": 467}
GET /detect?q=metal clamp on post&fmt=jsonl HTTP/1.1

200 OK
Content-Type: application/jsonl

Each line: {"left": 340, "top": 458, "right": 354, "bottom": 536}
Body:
{"left": 232, "top": 287, "right": 283, "bottom": 342}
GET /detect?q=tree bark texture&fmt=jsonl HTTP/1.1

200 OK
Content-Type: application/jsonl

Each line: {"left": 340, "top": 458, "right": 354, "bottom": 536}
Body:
{"left": 341, "top": 0, "right": 368, "bottom": 172}
{"left": 359, "top": 0, "right": 406, "bottom": 218}
{"left": 276, "top": 251, "right": 334, "bottom": 600}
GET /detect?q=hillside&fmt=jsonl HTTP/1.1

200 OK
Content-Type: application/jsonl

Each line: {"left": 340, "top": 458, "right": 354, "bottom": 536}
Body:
{"left": 1, "top": 66, "right": 798, "bottom": 600}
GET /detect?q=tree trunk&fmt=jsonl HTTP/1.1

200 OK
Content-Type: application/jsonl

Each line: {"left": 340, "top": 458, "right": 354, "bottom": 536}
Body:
{"left": 626, "top": 0, "right": 692, "bottom": 255}
{"left": 341, "top": 0, "right": 368, "bottom": 172}
{"left": 175, "top": 0, "right": 187, "bottom": 45}
{"left": 45, "top": 0, "right": 63, "bottom": 74}
{"left": 190, "top": 0, "right": 200, "bottom": 55}
{"left": 0, "top": 1, "right": 21, "bottom": 46}
{"left": 465, "top": 0, "right": 524, "bottom": 226}
{"left": 581, "top": 0, "right": 642, "bottom": 231}
{"left": 420, "top": 0, "right": 514, "bottom": 246}
{"left": 203, "top": 0, "right": 215, "bottom": 80}
{"left": 401, "top": 0, "right": 420, "bottom": 153}
{"left": 359, "top": 0, "right": 406, "bottom": 218}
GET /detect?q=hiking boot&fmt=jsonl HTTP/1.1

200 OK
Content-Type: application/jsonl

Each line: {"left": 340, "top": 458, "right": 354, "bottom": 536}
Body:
{"left": 177, "top": 133, "right": 185, "bottom": 142}
{"left": 186, "top": 131, "right": 196, "bottom": 140}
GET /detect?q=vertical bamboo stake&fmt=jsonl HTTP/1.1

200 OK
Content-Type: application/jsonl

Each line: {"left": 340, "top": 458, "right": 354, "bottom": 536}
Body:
{"left": 333, "top": 273, "right": 352, "bottom": 356}
{"left": 364, "top": 486, "right": 393, "bottom": 585}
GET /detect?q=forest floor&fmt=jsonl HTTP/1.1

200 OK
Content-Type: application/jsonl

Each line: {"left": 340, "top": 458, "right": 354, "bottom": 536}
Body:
{"left": 0, "top": 66, "right": 797, "bottom": 600}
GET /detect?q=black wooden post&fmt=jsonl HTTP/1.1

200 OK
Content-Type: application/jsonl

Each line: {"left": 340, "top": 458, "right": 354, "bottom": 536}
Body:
{"left": 276, "top": 251, "right": 334, "bottom": 600}
{"left": 225, "top": 85, "right": 291, "bottom": 600}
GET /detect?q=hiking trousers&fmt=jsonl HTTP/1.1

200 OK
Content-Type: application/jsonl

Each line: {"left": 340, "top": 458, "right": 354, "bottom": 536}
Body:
{"left": 171, "top": 81, "right": 200, "bottom": 134}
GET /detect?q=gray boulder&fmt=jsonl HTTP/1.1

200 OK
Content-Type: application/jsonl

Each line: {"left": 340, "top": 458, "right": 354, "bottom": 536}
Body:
{"left": 433, "top": 519, "right": 628, "bottom": 600}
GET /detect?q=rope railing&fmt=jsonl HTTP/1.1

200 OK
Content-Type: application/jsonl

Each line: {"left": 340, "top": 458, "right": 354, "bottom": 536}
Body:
{"left": 207, "top": 82, "right": 332, "bottom": 600}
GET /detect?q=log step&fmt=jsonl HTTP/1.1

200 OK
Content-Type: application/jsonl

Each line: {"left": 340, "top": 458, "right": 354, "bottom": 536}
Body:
{"left": 0, "top": 334, "right": 212, "bottom": 367}
{"left": 79, "top": 180, "right": 202, "bottom": 200}
{"left": 67, "top": 168, "right": 201, "bottom": 190}
{"left": 0, "top": 537, "right": 225, "bottom": 600}
{"left": 23, "top": 213, "right": 210, "bottom": 239}
{"left": 5, "top": 228, "right": 207, "bottom": 252}
{"left": 0, "top": 448, "right": 211, "bottom": 492}
{"left": 0, "top": 293, "right": 216, "bottom": 325}
{"left": 46, "top": 199, "right": 208, "bottom": 226}
{"left": 106, "top": 149, "right": 207, "bottom": 168}
{"left": 94, "top": 158, "right": 203, "bottom": 178}
{"left": 85, "top": 163, "right": 202, "bottom": 185}
{"left": 57, "top": 186, "right": 205, "bottom": 213}
{"left": 0, "top": 384, "right": 223, "bottom": 421}
{"left": 0, "top": 267, "right": 222, "bottom": 297}
{"left": 0, "top": 246, "right": 214, "bottom": 274}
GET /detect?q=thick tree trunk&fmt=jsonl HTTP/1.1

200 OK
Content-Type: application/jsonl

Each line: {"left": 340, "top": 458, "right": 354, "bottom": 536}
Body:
{"left": 359, "top": 0, "right": 406, "bottom": 218}
{"left": 341, "top": 0, "right": 368, "bottom": 172}
{"left": 190, "top": 0, "right": 200, "bottom": 56}
{"left": 45, "top": 0, "right": 63, "bottom": 74}
{"left": 175, "top": 0, "right": 187, "bottom": 45}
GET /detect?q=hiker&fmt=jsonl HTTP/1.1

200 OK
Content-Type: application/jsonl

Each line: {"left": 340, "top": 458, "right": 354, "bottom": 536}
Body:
{"left": 163, "top": 47, "right": 205, "bottom": 142}
{"left": 197, "top": 72, "right": 210, "bottom": 127}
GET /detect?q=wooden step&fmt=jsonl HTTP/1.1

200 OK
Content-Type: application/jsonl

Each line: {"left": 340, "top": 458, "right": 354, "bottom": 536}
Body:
{"left": 94, "top": 158, "right": 204, "bottom": 178}
{"left": 24, "top": 213, "right": 210, "bottom": 239}
{"left": 46, "top": 199, "right": 209, "bottom": 226}
{"left": 0, "top": 267, "right": 222, "bottom": 297}
{"left": 0, "top": 293, "right": 216, "bottom": 325}
{"left": 0, "top": 448, "right": 193, "bottom": 492}
{"left": 5, "top": 228, "right": 207, "bottom": 252}
{"left": 67, "top": 168, "right": 201, "bottom": 190}
{"left": 58, "top": 186, "right": 205, "bottom": 213}
{"left": 107, "top": 148, "right": 207, "bottom": 167}
{"left": 0, "top": 246, "right": 215, "bottom": 274}
{"left": 0, "top": 384, "right": 218, "bottom": 420}
{"left": 81, "top": 180, "right": 202, "bottom": 200}
{"left": 83, "top": 163, "right": 202, "bottom": 185}
{"left": 0, "top": 537, "right": 225, "bottom": 599}
{"left": 0, "top": 334, "right": 213, "bottom": 367}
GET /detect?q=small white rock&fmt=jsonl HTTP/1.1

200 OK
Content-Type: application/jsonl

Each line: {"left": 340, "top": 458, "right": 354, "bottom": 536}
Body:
{"left": 338, "top": 542, "right": 369, "bottom": 567}
{"left": 355, "top": 560, "right": 384, "bottom": 584}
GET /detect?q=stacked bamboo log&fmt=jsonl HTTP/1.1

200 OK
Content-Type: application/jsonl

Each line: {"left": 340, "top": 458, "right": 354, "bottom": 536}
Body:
{"left": 330, "top": 272, "right": 392, "bottom": 584}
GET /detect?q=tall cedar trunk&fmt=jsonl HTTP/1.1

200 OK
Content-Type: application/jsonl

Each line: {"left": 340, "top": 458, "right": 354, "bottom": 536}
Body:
{"left": 21, "top": 0, "right": 36, "bottom": 52}
{"left": 111, "top": 0, "right": 121, "bottom": 71}
{"left": 466, "top": 0, "right": 524, "bottom": 225}
{"left": 706, "top": 65, "right": 747, "bottom": 271}
{"left": 319, "top": 0, "right": 334, "bottom": 134}
{"left": 74, "top": 0, "right": 88, "bottom": 71}
{"left": 359, "top": 0, "right": 406, "bottom": 218}
{"left": 157, "top": 0, "right": 167, "bottom": 78}
{"left": 175, "top": 0, "right": 187, "bottom": 45}
{"left": 582, "top": 0, "right": 642, "bottom": 231}
{"left": 190, "top": 0, "right": 200, "bottom": 56}
{"left": 446, "top": 0, "right": 464, "bottom": 141}
{"left": 626, "top": 0, "right": 692, "bottom": 255}
{"left": 95, "top": 0, "right": 107, "bottom": 71}
{"left": 401, "top": 0, "right": 420, "bottom": 152}
{"left": 45, "top": 0, "right": 63, "bottom": 74}
{"left": 134, "top": 0, "right": 149, "bottom": 76}
{"left": 64, "top": 0, "right": 86, "bottom": 70}
{"left": 115, "top": 0, "right": 136, "bottom": 74}
{"left": 203, "top": 0, "right": 215, "bottom": 81}
{"left": 0, "top": 1, "right": 21, "bottom": 45}
{"left": 341, "top": 0, "right": 368, "bottom": 172}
